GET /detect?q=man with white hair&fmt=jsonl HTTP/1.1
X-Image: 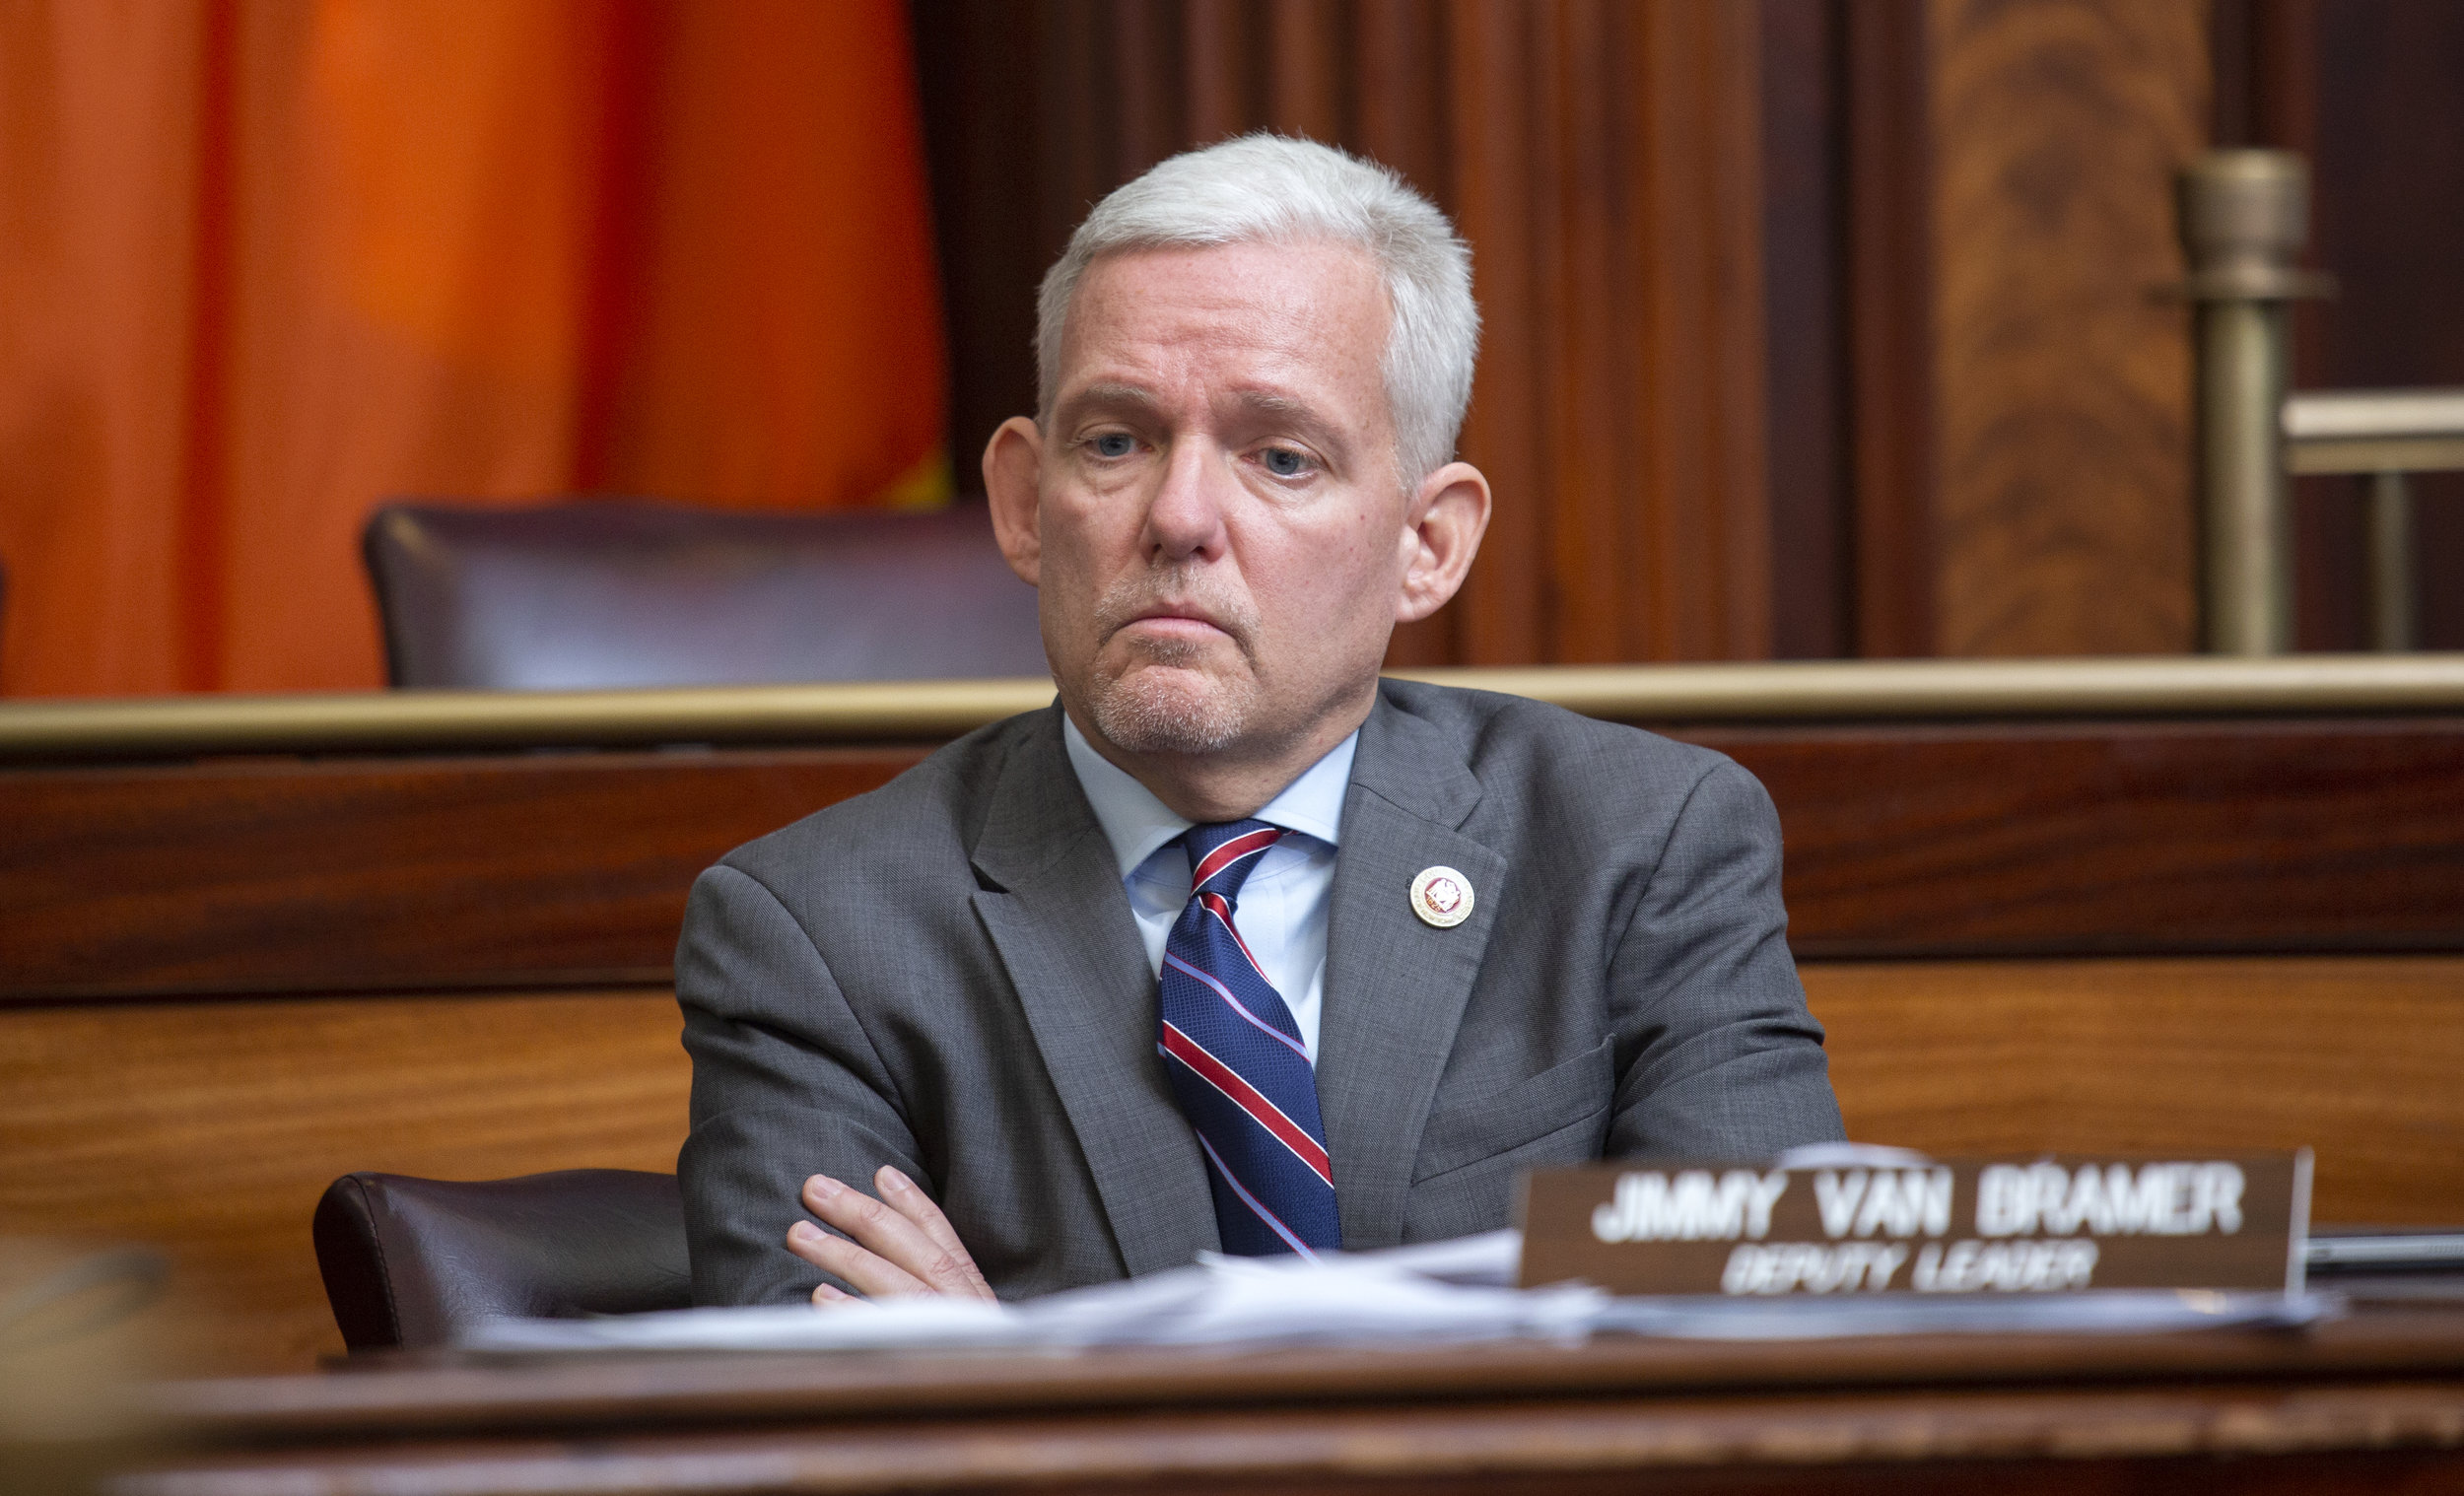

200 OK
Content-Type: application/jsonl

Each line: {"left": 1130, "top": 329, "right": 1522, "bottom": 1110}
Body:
{"left": 678, "top": 135, "right": 1841, "bottom": 1306}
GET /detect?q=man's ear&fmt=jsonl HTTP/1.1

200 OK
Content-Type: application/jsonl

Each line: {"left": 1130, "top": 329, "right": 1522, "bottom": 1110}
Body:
{"left": 983, "top": 417, "right": 1045, "bottom": 587}
{"left": 1396, "top": 460, "right": 1492, "bottom": 623}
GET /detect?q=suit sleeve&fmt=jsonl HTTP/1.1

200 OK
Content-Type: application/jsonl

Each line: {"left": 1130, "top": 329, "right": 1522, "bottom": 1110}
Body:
{"left": 675, "top": 861, "right": 926, "bottom": 1306}
{"left": 1603, "top": 759, "right": 1845, "bottom": 1158}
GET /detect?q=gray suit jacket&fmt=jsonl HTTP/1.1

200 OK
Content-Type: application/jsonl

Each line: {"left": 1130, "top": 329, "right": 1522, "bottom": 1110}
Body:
{"left": 677, "top": 679, "right": 1842, "bottom": 1306}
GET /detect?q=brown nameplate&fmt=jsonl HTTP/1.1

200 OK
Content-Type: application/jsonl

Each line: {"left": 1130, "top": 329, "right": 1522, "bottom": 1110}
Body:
{"left": 1518, "top": 1153, "right": 2311, "bottom": 1295}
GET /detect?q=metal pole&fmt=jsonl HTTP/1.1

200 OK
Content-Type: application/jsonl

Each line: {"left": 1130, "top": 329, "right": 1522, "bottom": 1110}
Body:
{"left": 2179, "top": 152, "right": 2316, "bottom": 655}
{"left": 2366, "top": 469, "right": 2417, "bottom": 651}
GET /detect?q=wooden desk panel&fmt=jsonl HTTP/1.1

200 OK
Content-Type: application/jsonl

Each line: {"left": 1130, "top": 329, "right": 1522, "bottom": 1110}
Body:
{"left": 1809, "top": 957, "right": 2464, "bottom": 1226}
{"left": 124, "top": 1317, "right": 2464, "bottom": 1494}
{"left": 7, "top": 958, "right": 2456, "bottom": 1377}
{"left": 0, "top": 749, "right": 922, "bottom": 1001}
{"left": 123, "top": 1389, "right": 2464, "bottom": 1494}
{"left": 1724, "top": 718, "right": 2464, "bottom": 957}
{"left": 5, "top": 717, "right": 2459, "bottom": 1002}
{"left": 0, "top": 989, "right": 686, "bottom": 1373}
{"left": 4, "top": 713, "right": 2456, "bottom": 1378}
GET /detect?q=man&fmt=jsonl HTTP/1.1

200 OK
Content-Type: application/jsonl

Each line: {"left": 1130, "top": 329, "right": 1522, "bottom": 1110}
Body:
{"left": 678, "top": 135, "right": 1842, "bottom": 1307}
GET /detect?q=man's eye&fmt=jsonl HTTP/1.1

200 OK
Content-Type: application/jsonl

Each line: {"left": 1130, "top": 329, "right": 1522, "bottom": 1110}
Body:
{"left": 1261, "top": 446, "right": 1311, "bottom": 477}
{"left": 1090, "top": 433, "right": 1135, "bottom": 458}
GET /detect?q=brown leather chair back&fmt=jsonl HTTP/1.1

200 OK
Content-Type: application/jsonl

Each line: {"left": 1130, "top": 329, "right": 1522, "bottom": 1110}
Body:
{"left": 363, "top": 499, "right": 1048, "bottom": 689}
{"left": 312, "top": 1170, "right": 690, "bottom": 1351}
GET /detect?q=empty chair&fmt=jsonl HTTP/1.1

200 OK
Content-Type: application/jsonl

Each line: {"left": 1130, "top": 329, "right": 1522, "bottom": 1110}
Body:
{"left": 363, "top": 499, "right": 1049, "bottom": 689}
{"left": 312, "top": 1170, "right": 691, "bottom": 1351}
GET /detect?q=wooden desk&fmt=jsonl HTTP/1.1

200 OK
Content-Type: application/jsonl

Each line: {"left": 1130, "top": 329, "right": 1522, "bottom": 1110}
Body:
{"left": 127, "top": 1307, "right": 2464, "bottom": 1494}
{"left": 5, "top": 663, "right": 2461, "bottom": 1371}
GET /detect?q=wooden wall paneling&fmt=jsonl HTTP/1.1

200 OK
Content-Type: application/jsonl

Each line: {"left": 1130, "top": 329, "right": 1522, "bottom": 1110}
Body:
{"left": 1183, "top": 0, "right": 1256, "bottom": 145}
{"left": 1446, "top": 1, "right": 1773, "bottom": 666}
{"left": 1360, "top": 0, "right": 1462, "bottom": 672}
{"left": 2295, "top": 0, "right": 2464, "bottom": 652}
{"left": 1265, "top": 0, "right": 1347, "bottom": 143}
{"left": 1711, "top": 0, "right": 1778, "bottom": 661}
{"left": 1035, "top": 1, "right": 1122, "bottom": 245}
{"left": 1925, "top": 0, "right": 2204, "bottom": 656}
{"left": 1759, "top": 0, "right": 1854, "bottom": 660}
{"left": 1844, "top": 0, "right": 1939, "bottom": 657}
{"left": 912, "top": 0, "right": 1042, "bottom": 471}
{"left": 1626, "top": 0, "right": 1772, "bottom": 661}
{"left": 1535, "top": 0, "right": 1599, "bottom": 663}
{"left": 1444, "top": 0, "right": 1543, "bottom": 666}
{"left": 1109, "top": 0, "right": 1186, "bottom": 176}
{"left": 0, "top": 988, "right": 690, "bottom": 1373}
{"left": 915, "top": 1, "right": 1788, "bottom": 669}
{"left": 1621, "top": 0, "right": 1697, "bottom": 662}
{"left": 1352, "top": 0, "right": 1451, "bottom": 234}
{"left": 1809, "top": 956, "right": 2464, "bottom": 1228}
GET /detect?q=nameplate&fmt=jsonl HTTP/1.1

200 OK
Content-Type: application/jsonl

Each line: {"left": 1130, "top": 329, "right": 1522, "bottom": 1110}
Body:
{"left": 1518, "top": 1153, "right": 2311, "bottom": 1295}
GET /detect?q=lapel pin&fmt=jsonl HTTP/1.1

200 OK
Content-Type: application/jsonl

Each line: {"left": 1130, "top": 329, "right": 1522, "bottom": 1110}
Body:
{"left": 1410, "top": 865, "right": 1473, "bottom": 928}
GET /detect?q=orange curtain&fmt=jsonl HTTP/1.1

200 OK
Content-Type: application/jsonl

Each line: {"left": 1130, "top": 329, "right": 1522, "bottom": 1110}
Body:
{"left": 0, "top": 0, "right": 946, "bottom": 697}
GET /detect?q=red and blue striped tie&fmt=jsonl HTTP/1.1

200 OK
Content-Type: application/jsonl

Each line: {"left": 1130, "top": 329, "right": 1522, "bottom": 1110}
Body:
{"left": 1157, "top": 819, "right": 1340, "bottom": 1257}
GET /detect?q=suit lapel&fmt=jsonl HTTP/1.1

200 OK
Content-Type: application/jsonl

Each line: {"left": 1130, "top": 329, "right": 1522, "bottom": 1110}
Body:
{"left": 1316, "top": 690, "right": 1504, "bottom": 1249}
{"left": 970, "top": 709, "right": 1219, "bottom": 1277}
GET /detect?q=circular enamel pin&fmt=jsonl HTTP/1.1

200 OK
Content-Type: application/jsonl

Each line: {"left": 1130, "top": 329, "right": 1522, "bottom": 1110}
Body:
{"left": 1410, "top": 865, "right": 1474, "bottom": 928}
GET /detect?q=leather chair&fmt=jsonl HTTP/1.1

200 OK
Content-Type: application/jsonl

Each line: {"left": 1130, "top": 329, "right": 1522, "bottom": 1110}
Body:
{"left": 362, "top": 499, "right": 1049, "bottom": 689}
{"left": 312, "top": 1170, "right": 691, "bottom": 1351}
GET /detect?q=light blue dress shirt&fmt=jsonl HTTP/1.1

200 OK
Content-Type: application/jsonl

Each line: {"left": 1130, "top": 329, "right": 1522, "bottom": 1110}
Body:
{"left": 1061, "top": 714, "right": 1355, "bottom": 1064}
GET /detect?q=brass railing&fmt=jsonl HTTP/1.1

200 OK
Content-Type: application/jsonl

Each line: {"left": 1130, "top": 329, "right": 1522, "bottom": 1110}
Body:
{"left": 5, "top": 656, "right": 2464, "bottom": 761}
{"left": 2181, "top": 149, "right": 2459, "bottom": 654}
{"left": 2284, "top": 388, "right": 2464, "bottom": 651}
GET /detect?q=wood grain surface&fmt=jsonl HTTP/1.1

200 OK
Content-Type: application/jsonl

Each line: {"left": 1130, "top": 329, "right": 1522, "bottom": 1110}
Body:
{"left": 1926, "top": 0, "right": 2206, "bottom": 654}
{"left": 146, "top": 1306, "right": 2464, "bottom": 1435}
{"left": 6, "top": 957, "right": 2456, "bottom": 1376}
{"left": 0, "top": 989, "right": 687, "bottom": 1373}
{"left": 911, "top": 0, "right": 1772, "bottom": 669}
{"left": 123, "top": 1312, "right": 2464, "bottom": 1495}
{"left": 1810, "top": 957, "right": 2464, "bottom": 1227}
{"left": 6, "top": 719, "right": 2456, "bottom": 1001}
{"left": 0, "top": 748, "right": 918, "bottom": 999}
{"left": 121, "top": 1383, "right": 2464, "bottom": 1496}
{"left": 1742, "top": 718, "right": 2464, "bottom": 957}
{"left": 1846, "top": 0, "right": 1941, "bottom": 660}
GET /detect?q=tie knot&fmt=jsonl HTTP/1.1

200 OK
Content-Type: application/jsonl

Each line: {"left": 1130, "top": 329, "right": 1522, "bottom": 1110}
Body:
{"left": 1183, "top": 819, "right": 1284, "bottom": 901}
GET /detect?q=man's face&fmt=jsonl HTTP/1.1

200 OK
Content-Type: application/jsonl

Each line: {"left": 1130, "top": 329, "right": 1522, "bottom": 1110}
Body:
{"left": 1023, "top": 239, "right": 1416, "bottom": 767}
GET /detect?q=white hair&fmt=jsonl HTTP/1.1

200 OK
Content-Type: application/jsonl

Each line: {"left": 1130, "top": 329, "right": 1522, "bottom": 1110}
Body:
{"left": 1035, "top": 134, "right": 1478, "bottom": 486}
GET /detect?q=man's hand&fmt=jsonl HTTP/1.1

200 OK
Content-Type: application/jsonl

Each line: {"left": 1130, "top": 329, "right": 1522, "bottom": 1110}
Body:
{"left": 786, "top": 1166, "right": 996, "bottom": 1306}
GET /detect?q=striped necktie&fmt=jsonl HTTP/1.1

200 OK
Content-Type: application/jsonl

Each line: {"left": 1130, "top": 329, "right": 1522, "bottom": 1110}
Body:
{"left": 1156, "top": 819, "right": 1340, "bottom": 1257}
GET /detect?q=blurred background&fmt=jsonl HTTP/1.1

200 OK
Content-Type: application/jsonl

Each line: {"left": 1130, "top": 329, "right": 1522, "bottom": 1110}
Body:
{"left": 0, "top": 0, "right": 2457, "bottom": 698}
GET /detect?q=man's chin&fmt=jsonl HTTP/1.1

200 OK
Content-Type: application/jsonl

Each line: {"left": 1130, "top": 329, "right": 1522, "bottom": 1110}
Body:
{"left": 1084, "top": 664, "right": 1262, "bottom": 757}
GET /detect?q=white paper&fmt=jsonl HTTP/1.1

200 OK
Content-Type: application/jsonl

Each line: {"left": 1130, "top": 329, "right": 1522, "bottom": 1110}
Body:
{"left": 460, "top": 1228, "right": 2333, "bottom": 1355}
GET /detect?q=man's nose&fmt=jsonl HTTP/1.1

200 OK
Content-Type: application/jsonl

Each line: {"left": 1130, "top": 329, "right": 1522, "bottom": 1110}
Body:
{"left": 1143, "top": 437, "right": 1231, "bottom": 562}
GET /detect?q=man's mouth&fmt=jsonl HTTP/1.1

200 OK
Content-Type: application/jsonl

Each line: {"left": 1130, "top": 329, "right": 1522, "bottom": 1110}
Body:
{"left": 1114, "top": 613, "right": 1231, "bottom": 657}
{"left": 1126, "top": 606, "right": 1224, "bottom": 632}
{"left": 1092, "top": 573, "right": 1257, "bottom": 660}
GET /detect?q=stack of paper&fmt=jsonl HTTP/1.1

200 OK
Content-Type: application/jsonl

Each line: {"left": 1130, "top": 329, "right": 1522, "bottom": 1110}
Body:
{"left": 461, "top": 1229, "right": 2329, "bottom": 1355}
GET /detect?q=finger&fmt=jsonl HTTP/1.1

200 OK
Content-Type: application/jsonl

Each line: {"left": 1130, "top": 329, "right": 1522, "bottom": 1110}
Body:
{"left": 786, "top": 1216, "right": 930, "bottom": 1299}
{"left": 799, "top": 1174, "right": 957, "bottom": 1292}
{"left": 811, "top": 1281, "right": 856, "bottom": 1308}
{"left": 876, "top": 1167, "right": 996, "bottom": 1300}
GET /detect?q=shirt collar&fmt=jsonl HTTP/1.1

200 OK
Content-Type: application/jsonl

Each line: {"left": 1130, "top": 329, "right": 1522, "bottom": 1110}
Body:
{"left": 1061, "top": 713, "right": 1356, "bottom": 881}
